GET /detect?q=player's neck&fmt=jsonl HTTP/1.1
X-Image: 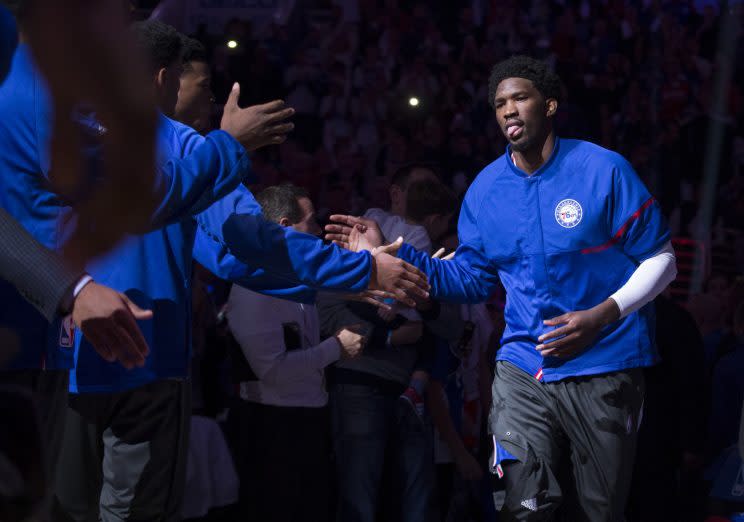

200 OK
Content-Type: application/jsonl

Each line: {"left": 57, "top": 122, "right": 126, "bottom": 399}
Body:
{"left": 511, "top": 132, "right": 555, "bottom": 175}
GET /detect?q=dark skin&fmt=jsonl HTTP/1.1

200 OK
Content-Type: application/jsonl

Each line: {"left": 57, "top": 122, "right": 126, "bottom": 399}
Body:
{"left": 327, "top": 76, "right": 622, "bottom": 358}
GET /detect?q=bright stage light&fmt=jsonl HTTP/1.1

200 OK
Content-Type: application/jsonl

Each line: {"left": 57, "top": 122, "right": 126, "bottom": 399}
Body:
{"left": 227, "top": 40, "right": 238, "bottom": 49}
{"left": 408, "top": 97, "right": 420, "bottom": 107}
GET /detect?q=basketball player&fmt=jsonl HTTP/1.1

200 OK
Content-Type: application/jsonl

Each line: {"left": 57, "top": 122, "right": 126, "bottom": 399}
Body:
{"left": 326, "top": 55, "right": 677, "bottom": 521}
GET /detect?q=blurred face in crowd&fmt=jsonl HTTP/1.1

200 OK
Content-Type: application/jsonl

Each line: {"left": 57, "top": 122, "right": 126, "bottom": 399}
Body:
{"left": 423, "top": 212, "right": 454, "bottom": 243}
{"left": 493, "top": 77, "right": 557, "bottom": 154}
{"left": 155, "top": 59, "right": 184, "bottom": 117}
{"left": 176, "top": 60, "right": 214, "bottom": 133}
{"left": 281, "top": 197, "right": 321, "bottom": 236}
{"left": 390, "top": 167, "right": 438, "bottom": 217}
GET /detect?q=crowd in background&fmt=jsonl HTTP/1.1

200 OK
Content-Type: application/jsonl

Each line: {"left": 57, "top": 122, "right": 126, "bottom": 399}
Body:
{"left": 138, "top": 0, "right": 744, "bottom": 520}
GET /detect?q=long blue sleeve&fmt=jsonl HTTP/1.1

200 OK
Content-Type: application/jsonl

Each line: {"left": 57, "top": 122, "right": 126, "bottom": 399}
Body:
{"left": 193, "top": 226, "right": 317, "bottom": 303}
{"left": 397, "top": 191, "right": 500, "bottom": 303}
{"left": 151, "top": 119, "right": 251, "bottom": 226}
{"left": 195, "top": 184, "right": 373, "bottom": 293}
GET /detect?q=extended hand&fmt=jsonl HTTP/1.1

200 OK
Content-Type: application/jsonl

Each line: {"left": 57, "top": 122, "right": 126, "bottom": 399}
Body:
{"left": 325, "top": 215, "right": 385, "bottom": 252}
{"left": 72, "top": 282, "right": 153, "bottom": 369}
{"left": 536, "top": 299, "right": 620, "bottom": 358}
{"left": 369, "top": 239, "right": 429, "bottom": 307}
{"left": 220, "top": 83, "right": 295, "bottom": 151}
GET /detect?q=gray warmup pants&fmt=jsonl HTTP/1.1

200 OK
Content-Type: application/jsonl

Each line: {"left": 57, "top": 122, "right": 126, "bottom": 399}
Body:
{"left": 55, "top": 379, "right": 191, "bottom": 522}
{"left": 489, "top": 361, "right": 644, "bottom": 522}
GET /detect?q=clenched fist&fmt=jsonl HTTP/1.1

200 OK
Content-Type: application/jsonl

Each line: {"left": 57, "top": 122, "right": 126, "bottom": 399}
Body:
{"left": 334, "top": 324, "right": 367, "bottom": 360}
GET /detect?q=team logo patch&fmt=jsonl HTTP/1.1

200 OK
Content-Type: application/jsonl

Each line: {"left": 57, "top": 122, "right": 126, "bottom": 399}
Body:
{"left": 554, "top": 199, "right": 583, "bottom": 228}
{"left": 59, "top": 315, "right": 76, "bottom": 348}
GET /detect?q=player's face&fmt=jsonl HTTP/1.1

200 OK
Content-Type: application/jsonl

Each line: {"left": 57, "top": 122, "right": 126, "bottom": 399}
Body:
{"left": 493, "top": 77, "right": 553, "bottom": 153}
{"left": 176, "top": 61, "right": 214, "bottom": 133}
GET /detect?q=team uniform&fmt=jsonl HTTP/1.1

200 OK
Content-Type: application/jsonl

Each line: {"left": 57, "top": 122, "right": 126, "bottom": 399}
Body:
{"left": 0, "top": 44, "right": 375, "bottom": 521}
{"left": 397, "top": 138, "right": 670, "bottom": 520}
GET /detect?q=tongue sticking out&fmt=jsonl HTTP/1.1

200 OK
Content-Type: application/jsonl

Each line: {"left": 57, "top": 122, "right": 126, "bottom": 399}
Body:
{"left": 508, "top": 125, "right": 523, "bottom": 139}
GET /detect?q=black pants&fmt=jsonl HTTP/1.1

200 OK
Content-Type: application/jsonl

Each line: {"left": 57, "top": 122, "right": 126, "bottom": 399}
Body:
{"left": 55, "top": 379, "right": 191, "bottom": 522}
{"left": 230, "top": 400, "right": 331, "bottom": 522}
{"left": 489, "top": 361, "right": 644, "bottom": 522}
{"left": 0, "top": 369, "right": 68, "bottom": 522}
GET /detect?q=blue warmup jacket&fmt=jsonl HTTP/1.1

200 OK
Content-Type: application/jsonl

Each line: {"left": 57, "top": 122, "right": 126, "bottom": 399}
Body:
{"left": 64, "top": 121, "right": 373, "bottom": 392}
{"left": 398, "top": 138, "right": 670, "bottom": 382}
{"left": 0, "top": 45, "right": 251, "bottom": 371}
{"left": 0, "top": 45, "right": 372, "bottom": 386}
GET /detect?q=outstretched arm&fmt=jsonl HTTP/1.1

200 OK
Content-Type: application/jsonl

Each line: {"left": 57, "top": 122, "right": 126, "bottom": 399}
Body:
{"left": 325, "top": 196, "right": 500, "bottom": 304}
{"left": 194, "top": 185, "right": 429, "bottom": 306}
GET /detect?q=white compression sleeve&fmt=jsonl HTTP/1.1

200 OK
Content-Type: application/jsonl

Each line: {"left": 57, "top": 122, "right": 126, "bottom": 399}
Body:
{"left": 609, "top": 241, "right": 677, "bottom": 318}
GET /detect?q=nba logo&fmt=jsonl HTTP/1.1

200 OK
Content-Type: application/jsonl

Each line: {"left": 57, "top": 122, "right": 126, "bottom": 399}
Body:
{"left": 555, "top": 199, "right": 583, "bottom": 228}
{"left": 59, "top": 315, "right": 75, "bottom": 348}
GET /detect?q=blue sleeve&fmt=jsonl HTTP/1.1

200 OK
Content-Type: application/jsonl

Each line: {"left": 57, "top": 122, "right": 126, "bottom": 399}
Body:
{"left": 151, "top": 124, "right": 251, "bottom": 227}
{"left": 192, "top": 226, "right": 317, "bottom": 304}
{"left": 609, "top": 156, "right": 671, "bottom": 263}
{"left": 397, "top": 191, "right": 500, "bottom": 303}
{"left": 194, "top": 184, "right": 373, "bottom": 293}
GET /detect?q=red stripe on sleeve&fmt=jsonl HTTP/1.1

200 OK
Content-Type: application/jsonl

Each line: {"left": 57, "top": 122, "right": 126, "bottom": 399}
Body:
{"left": 581, "top": 197, "right": 655, "bottom": 254}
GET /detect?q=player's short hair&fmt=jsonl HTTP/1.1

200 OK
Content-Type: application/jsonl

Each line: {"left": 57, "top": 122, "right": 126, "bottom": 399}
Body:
{"left": 256, "top": 184, "right": 310, "bottom": 225}
{"left": 406, "top": 179, "right": 457, "bottom": 222}
{"left": 391, "top": 162, "right": 440, "bottom": 190}
{"left": 488, "top": 55, "right": 562, "bottom": 109}
{"left": 131, "top": 19, "right": 183, "bottom": 73}
{"left": 181, "top": 36, "right": 208, "bottom": 68}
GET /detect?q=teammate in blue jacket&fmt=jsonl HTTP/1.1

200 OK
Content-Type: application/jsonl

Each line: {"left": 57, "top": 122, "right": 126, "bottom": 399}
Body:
{"left": 0, "top": 16, "right": 427, "bottom": 520}
{"left": 326, "top": 56, "right": 678, "bottom": 521}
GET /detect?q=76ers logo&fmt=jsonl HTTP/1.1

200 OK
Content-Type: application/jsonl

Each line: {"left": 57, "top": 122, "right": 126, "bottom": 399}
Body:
{"left": 555, "top": 199, "right": 583, "bottom": 228}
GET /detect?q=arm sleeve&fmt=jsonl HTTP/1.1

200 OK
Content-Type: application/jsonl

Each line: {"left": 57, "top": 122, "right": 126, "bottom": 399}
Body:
{"left": 150, "top": 125, "right": 252, "bottom": 227}
{"left": 194, "top": 185, "right": 373, "bottom": 293}
{"left": 396, "top": 191, "right": 501, "bottom": 303}
{"left": 0, "top": 207, "right": 82, "bottom": 321}
{"left": 253, "top": 337, "right": 341, "bottom": 384}
{"left": 608, "top": 156, "right": 671, "bottom": 263}
{"left": 192, "top": 226, "right": 317, "bottom": 304}
{"left": 609, "top": 241, "right": 677, "bottom": 318}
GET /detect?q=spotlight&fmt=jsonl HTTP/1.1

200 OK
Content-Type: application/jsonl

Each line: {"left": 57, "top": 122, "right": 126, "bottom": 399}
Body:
{"left": 227, "top": 40, "right": 238, "bottom": 49}
{"left": 408, "top": 97, "right": 420, "bottom": 107}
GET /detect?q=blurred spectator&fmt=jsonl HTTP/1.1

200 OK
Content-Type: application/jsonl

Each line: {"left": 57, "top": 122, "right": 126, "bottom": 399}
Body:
{"left": 225, "top": 184, "right": 364, "bottom": 522}
{"left": 318, "top": 182, "right": 464, "bottom": 522}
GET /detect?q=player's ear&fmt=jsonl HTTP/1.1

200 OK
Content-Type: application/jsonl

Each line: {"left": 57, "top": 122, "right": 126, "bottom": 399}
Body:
{"left": 546, "top": 98, "right": 558, "bottom": 118}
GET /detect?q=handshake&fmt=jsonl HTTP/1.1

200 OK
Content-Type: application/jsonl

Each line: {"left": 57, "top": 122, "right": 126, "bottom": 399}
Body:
{"left": 324, "top": 215, "right": 436, "bottom": 310}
